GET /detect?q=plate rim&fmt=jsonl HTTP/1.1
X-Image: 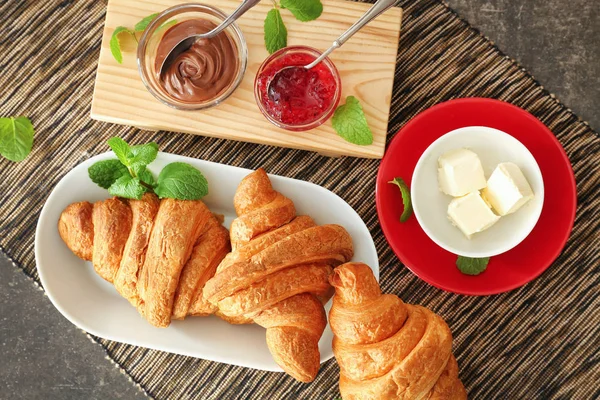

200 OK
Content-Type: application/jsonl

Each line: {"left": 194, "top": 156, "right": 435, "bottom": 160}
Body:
{"left": 376, "top": 97, "right": 577, "bottom": 295}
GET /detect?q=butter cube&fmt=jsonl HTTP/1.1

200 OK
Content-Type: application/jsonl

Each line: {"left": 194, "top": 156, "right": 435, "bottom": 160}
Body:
{"left": 482, "top": 162, "right": 534, "bottom": 216}
{"left": 438, "top": 149, "right": 487, "bottom": 197}
{"left": 448, "top": 192, "right": 500, "bottom": 239}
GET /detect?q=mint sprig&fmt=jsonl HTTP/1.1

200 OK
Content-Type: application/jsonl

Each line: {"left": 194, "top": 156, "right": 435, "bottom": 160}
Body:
{"left": 0, "top": 116, "right": 35, "bottom": 162}
{"left": 388, "top": 177, "right": 413, "bottom": 223}
{"left": 456, "top": 256, "right": 490, "bottom": 276}
{"left": 332, "top": 96, "right": 374, "bottom": 146}
{"left": 88, "top": 137, "right": 208, "bottom": 201}
{"left": 264, "top": 0, "right": 323, "bottom": 54}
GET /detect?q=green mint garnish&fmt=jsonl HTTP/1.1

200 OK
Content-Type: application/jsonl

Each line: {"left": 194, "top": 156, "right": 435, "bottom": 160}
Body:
{"left": 88, "top": 137, "right": 208, "bottom": 201}
{"left": 456, "top": 256, "right": 490, "bottom": 276}
{"left": 264, "top": 8, "right": 288, "bottom": 54}
{"left": 88, "top": 159, "right": 130, "bottom": 189}
{"left": 110, "top": 26, "right": 135, "bottom": 64}
{"left": 388, "top": 177, "right": 413, "bottom": 223}
{"left": 134, "top": 165, "right": 157, "bottom": 189}
{"left": 0, "top": 116, "right": 35, "bottom": 162}
{"left": 281, "top": 0, "right": 323, "bottom": 22}
{"left": 107, "top": 137, "right": 158, "bottom": 171}
{"left": 134, "top": 13, "right": 159, "bottom": 32}
{"left": 263, "top": 0, "right": 322, "bottom": 53}
{"left": 111, "top": 13, "right": 177, "bottom": 64}
{"left": 332, "top": 96, "right": 374, "bottom": 146}
{"left": 128, "top": 143, "right": 159, "bottom": 169}
{"left": 155, "top": 162, "right": 209, "bottom": 200}
{"left": 108, "top": 175, "right": 146, "bottom": 200}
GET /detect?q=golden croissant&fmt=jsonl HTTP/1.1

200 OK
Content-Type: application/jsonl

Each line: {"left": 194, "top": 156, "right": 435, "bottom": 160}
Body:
{"left": 203, "top": 168, "right": 354, "bottom": 382}
{"left": 329, "top": 263, "right": 467, "bottom": 400}
{"left": 58, "top": 193, "right": 230, "bottom": 327}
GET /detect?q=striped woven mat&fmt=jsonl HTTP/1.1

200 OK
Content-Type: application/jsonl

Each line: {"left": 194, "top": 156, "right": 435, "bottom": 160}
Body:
{"left": 1, "top": 0, "right": 599, "bottom": 399}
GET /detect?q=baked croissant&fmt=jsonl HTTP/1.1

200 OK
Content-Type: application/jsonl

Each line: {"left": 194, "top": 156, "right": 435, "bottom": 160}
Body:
{"left": 203, "top": 168, "right": 354, "bottom": 382}
{"left": 58, "top": 193, "right": 230, "bottom": 327}
{"left": 329, "top": 263, "right": 467, "bottom": 400}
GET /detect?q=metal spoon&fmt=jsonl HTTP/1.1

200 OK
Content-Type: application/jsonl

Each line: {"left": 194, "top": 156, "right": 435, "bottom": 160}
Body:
{"left": 159, "top": 0, "right": 261, "bottom": 76}
{"left": 267, "top": 0, "right": 401, "bottom": 100}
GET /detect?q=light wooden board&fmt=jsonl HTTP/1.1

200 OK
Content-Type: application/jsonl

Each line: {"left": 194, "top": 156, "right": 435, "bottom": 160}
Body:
{"left": 91, "top": 0, "right": 402, "bottom": 158}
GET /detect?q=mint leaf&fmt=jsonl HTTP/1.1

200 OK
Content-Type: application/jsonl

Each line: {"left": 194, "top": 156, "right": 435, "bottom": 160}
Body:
{"left": 107, "top": 137, "right": 132, "bottom": 166}
{"left": 134, "top": 13, "right": 158, "bottom": 32}
{"left": 155, "top": 162, "right": 208, "bottom": 200}
{"left": 0, "top": 116, "right": 34, "bottom": 162}
{"left": 108, "top": 175, "right": 145, "bottom": 200}
{"left": 110, "top": 26, "right": 134, "bottom": 64}
{"left": 89, "top": 159, "right": 130, "bottom": 189}
{"left": 456, "top": 256, "right": 490, "bottom": 276}
{"left": 388, "top": 177, "right": 413, "bottom": 222}
{"left": 90, "top": 138, "right": 210, "bottom": 201}
{"left": 134, "top": 165, "right": 156, "bottom": 188}
{"left": 332, "top": 96, "right": 373, "bottom": 146}
{"left": 264, "top": 8, "right": 287, "bottom": 54}
{"left": 129, "top": 142, "right": 158, "bottom": 168}
{"left": 281, "top": 0, "right": 323, "bottom": 22}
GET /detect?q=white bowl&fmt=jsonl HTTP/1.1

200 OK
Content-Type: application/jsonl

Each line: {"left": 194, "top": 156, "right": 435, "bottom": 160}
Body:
{"left": 411, "top": 126, "right": 544, "bottom": 258}
{"left": 35, "top": 151, "right": 379, "bottom": 372}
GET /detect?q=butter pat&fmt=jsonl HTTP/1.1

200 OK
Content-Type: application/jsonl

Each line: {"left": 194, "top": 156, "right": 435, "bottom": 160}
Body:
{"left": 448, "top": 192, "right": 500, "bottom": 239}
{"left": 438, "top": 149, "right": 487, "bottom": 197}
{"left": 482, "top": 162, "right": 534, "bottom": 216}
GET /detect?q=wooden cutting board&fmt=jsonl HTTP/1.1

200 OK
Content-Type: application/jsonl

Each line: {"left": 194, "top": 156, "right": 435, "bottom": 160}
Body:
{"left": 91, "top": 0, "right": 402, "bottom": 158}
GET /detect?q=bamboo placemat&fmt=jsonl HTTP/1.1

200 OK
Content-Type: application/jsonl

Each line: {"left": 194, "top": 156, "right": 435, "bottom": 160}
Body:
{"left": 1, "top": 0, "right": 598, "bottom": 399}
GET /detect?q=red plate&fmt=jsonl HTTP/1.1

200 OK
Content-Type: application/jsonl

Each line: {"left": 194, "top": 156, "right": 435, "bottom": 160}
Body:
{"left": 376, "top": 98, "right": 576, "bottom": 295}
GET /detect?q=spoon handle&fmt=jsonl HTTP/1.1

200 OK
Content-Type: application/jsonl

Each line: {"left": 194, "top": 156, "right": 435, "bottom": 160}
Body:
{"left": 203, "top": 0, "right": 262, "bottom": 38}
{"left": 305, "top": 0, "right": 401, "bottom": 69}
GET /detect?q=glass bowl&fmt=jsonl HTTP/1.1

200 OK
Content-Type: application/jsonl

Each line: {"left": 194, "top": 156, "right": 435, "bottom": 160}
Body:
{"left": 137, "top": 3, "right": 248, "bottom": 111}
{"left": 254, "top": 46, "right": 342, "bottom": 131}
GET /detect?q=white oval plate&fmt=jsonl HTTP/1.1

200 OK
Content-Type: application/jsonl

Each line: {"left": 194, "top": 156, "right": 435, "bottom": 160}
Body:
{"left": 35, "top": 151, "right": 378, "bottom": 372}
{"left": 411, "top": 126, "right": 544, "bottom": 258}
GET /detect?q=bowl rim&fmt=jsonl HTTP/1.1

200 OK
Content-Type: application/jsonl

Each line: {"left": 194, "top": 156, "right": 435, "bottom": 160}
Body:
{"left": 137, "top": 3, "right": 248, "bottom": 111}
{"left": 410, "top": 125, "right": 545, "bottom": 258}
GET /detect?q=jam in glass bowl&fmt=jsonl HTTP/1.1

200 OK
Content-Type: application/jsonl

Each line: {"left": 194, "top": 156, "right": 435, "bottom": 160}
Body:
{"left": 254, "top": 46, "right": 341, "bottom": 131}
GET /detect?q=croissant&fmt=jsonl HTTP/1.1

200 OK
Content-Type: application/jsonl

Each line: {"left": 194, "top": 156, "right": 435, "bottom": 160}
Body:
{"left": 58, "top": 193, "right": 230, "bottom": 327}
{"left": 203, "top": 168, "right": 354, "bottom": 382}
{"left": 329, "top": 263, "right": 467, "bottom": 400}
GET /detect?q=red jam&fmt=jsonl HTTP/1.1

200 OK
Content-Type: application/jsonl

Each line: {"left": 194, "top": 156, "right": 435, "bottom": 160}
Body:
{"left": 256, "top": 52, "right": 338, "bottom": 126}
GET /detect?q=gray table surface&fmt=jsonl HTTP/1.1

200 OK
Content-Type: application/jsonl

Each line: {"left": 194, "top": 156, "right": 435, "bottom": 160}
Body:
{"left": 1, "top": 1, "right": 598, "bottom": 399}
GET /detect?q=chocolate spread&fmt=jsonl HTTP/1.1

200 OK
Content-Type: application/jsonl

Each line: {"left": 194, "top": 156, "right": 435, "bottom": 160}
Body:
{"left": 155, "top": 19, "right": 238, "bottom": 103}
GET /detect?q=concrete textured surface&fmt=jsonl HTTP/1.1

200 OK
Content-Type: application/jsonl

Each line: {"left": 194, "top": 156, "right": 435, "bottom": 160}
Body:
{"left": 448, "top": 0, "right": 599, "bottom": 130}
{"left": 0, "top": 254, "right": 146, "bottom": 400}
{"left": 0, "top": 1, "right": 598, "bottom": 399}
